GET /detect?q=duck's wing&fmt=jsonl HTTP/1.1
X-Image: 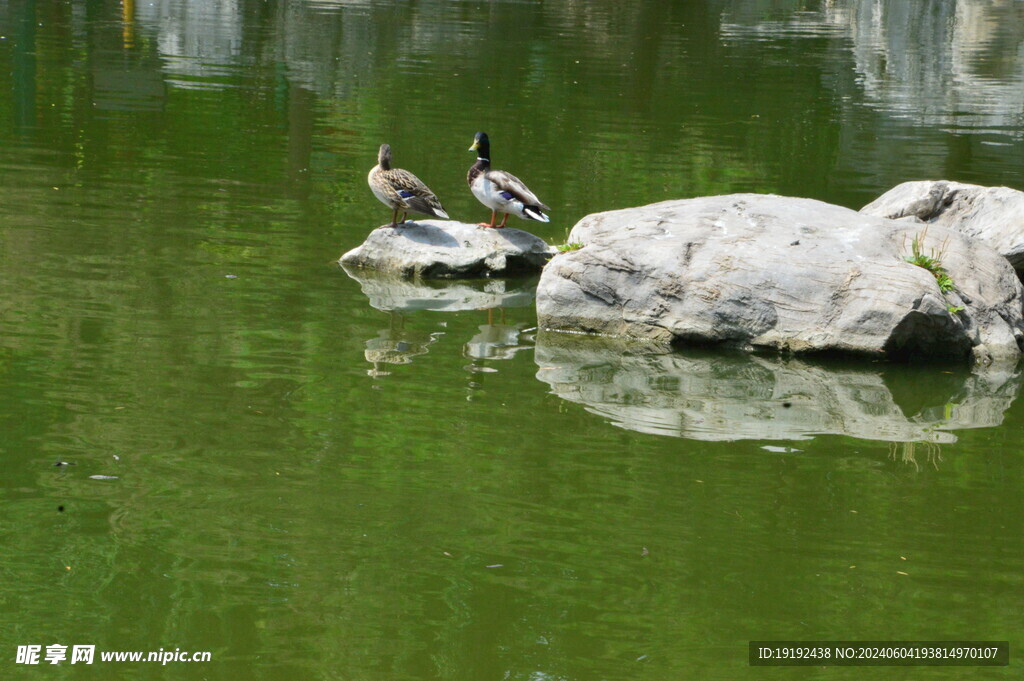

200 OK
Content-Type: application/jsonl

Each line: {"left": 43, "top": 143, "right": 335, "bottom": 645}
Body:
{"left": 484, "top": 170, "right": 550, "bottom": 211}
{"left": 386, "top": 168, "right": 448, "bottom": 217}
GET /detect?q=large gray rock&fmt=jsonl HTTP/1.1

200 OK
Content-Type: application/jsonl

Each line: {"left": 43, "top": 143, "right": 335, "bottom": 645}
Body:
{"left": 537, "top": 194, "right": 1024, "bottom": 365}
{"left": 535, "top": 335, "right": 1020, "bottom": 444}
{"left": 340, "top": 220, "right": 556, "bottom": 278}
{"left": 861, "top": 180, "right": 1024, "bottom": 271}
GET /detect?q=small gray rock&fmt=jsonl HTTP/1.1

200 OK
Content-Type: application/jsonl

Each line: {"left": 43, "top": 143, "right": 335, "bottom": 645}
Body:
{"left": 340, "top": 220, "right": 556, "bottom": 278}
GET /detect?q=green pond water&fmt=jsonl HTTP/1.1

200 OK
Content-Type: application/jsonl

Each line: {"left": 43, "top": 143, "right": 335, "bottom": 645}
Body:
{"left": 1, "top": 1, "right": 1022, "bottom": 679}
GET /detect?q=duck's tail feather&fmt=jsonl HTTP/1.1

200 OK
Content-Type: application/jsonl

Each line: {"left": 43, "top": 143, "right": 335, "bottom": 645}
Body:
{"left": 523, "top": 205, "right": 550, "bottom": 222}
{"left": 404, "top": 195, "right": 449, "bottom": 220}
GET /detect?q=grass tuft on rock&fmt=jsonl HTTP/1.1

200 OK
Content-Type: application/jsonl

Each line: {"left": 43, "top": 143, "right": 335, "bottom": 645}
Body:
{"left": 904, "top": 228, "right": 955, "bottom": 293}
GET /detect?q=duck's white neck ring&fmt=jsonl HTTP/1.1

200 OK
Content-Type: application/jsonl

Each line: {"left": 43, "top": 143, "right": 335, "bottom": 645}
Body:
{"left": 477, "top": 157, "right": 489, "bottom": 162}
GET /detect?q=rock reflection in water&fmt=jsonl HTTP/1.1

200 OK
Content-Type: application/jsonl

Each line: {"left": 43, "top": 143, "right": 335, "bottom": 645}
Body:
{"left": 341, "top": 264, "right": 537, "bottom": 313}
{"left": 534, "top": 335, "right": 1020, "bottom": 443}
{"left": 344, "top": 267, "right": 538, "bottom": 377}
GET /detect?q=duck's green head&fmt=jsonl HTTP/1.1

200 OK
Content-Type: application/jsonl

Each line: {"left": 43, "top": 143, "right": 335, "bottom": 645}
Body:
{"left": 468, "top": 132, "right": 490, "bottom": 156}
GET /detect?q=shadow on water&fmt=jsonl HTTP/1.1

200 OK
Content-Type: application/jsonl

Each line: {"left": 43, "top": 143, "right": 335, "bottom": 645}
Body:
{"left": 534, "top": 331, "right": 1021, "bottom": 445}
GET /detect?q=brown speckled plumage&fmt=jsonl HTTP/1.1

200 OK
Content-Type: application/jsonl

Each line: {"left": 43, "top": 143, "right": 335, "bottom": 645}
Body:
{"left": 368, "top": 144, "right": 449, "bottom": 227}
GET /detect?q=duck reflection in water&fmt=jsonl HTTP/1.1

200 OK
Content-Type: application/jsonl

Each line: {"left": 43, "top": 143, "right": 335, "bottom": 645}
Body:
{"left": 463, "top": 308, "right": 533, "bottom": 398}
{"left": 364, "top": 312, "right": 440, "bottom": 378}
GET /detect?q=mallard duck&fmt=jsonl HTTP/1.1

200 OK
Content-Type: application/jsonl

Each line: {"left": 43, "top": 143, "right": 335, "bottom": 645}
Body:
{"left": 467, "top": 132, "right": 550, "bottom": 228}
{"left": 368, "top": 143, "right": 449, "bottom": 227}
